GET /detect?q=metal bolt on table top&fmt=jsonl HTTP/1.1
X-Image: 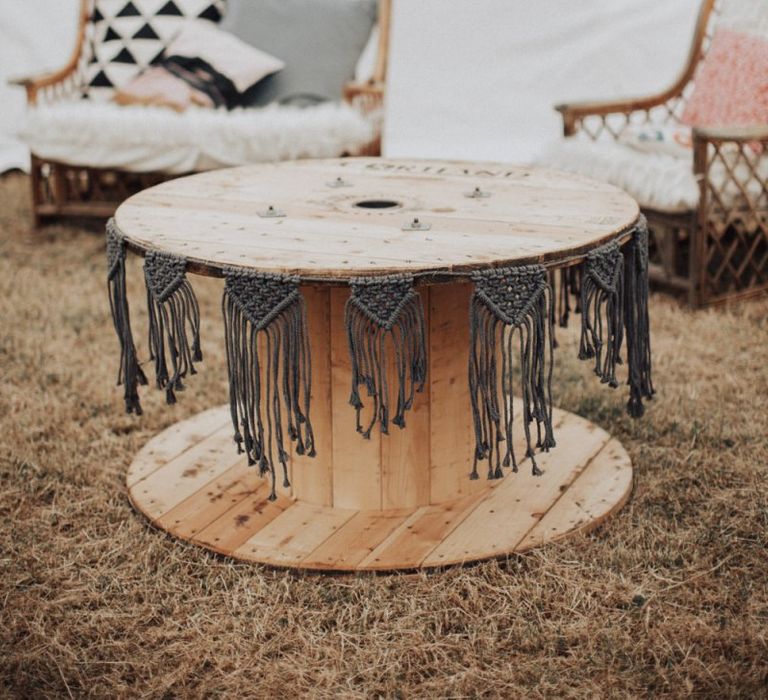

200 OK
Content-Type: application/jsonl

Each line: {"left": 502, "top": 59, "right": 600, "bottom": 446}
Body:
{"left": 258, "top": 205, "right": 286, "bottom": 218}
{"left": 402, "top": 217, "right": 431, "bottom": 231}
{"left": 327, "top": 177, "right": 353, "bottom": 188}
{"left": 465, "top": 186, "right": 491, "bottom": 199}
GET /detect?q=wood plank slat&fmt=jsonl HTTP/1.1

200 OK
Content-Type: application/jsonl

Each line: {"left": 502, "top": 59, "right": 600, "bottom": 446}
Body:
{"left": 155, "top": 460, "right": 261, "bottom": 539}
{"left": 290, "top": 285, "right": 333, "bottom": 506}
{"left": 301, "top": 509, "right": 412, "bottom": 570}
{"left": 129, "top": 425, "right": 243, "bottom": 519}
{"left": 193, "top": 482, "right": 289, "bottom": 554}
{"left": 329, "top": 287, "right": 382, "bottom": 509}
{"left": 233, "top": 502, "right": 355, "bottom": 566}
{"left": 126, "top": 406, "right": 230, "bottom": 486}
{"left": 428, "top": 282, "right": 477, "bottom": 503}
{"left": 516, "top": 438, "right": 633, "bottom": 551}
{"left": 380, "top": 287, "right": 431, "bottom": 509}
{"left": 356, "top": 490, "right": 490, "bottom": 571}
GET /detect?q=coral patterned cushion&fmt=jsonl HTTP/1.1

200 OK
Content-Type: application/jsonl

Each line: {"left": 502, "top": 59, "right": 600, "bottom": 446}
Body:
{"left": 683, "top": 26, "right": 768, "bottom": 127}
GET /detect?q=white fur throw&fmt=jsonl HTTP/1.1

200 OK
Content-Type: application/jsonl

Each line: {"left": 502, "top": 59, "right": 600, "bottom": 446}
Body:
{"left": 536, "top": 137, "right": 699, "bottom": 213}
{"left": 19, "top": 100, "right": 376, "bottom": 174}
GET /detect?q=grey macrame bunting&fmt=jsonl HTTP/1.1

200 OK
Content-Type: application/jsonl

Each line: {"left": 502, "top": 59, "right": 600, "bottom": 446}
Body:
{"left": 345, "top": 275, "right": 427, "bottom": 438}
{"left": 144, "top": 251, "right": 202, "bottom": 405}
{"left": 571, "top": 217, "right": 654, "bottom": 416}
{"left": 579, "top": 241, "right": 625, "bottom": 388}
{"left": 222, "top": 270, "right": 315, "bottom": 501}
{"left": 469, "top": 265, "right": 556, "bottom": 479}
{"left": 623, "top": 216, "right": 654, "bottom": 416}
{"left": 106, "top": 219, "right": 147, "bottom": 415}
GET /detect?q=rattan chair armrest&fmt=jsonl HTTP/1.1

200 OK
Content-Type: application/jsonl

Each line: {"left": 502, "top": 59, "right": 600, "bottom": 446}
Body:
{"left": 8, "top": 76, "right": 34, "bottom": 87}
{"left": 555, "top": 84, "right": 682, "bottom": 119}
{"left": 555, "top": 93, "right": 674, "bottom": 120}
{"left": 343, "top": 81, "right": 385, "bottom": 119}
{"left": 9, "top": 68, "right": 75, "bottom": 90}
{"left": 9, "top": 66, "right": 81, "bottom": 105}
{"left": 344, "top": 80, "right": 384, "bottom": 102}
{"left": 554, "top": 89, "right": 689, "bottom": 137}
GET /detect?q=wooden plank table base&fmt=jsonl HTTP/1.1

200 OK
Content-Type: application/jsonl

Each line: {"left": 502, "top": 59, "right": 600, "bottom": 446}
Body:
{"left": 127, "top": 404, "right": 631, "bottom": 571}
{"left": 118, "top": 158, "right": 640, "bottom": 572}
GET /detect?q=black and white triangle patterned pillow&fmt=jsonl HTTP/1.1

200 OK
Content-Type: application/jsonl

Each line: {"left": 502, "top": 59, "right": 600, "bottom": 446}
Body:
{"left": 84, "top": 0, "right": 227, "bottom": 100}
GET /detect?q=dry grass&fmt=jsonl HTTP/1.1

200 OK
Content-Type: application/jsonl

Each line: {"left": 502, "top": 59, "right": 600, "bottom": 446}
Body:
{"left": 1, "top": 171, "right": 767, "bottom": 699}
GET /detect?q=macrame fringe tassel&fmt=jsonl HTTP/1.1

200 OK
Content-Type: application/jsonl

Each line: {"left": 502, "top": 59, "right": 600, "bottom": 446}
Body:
{"left": 223, "top": 271, "right": 315, "bottom": 501}
{"left": 469, "top": 266, "right": 555, "bottom": 479}
{"left": 144, "top": 251, "right": 203, "bottom": 405}
{"left": 106, "top": 219, "right": 147, "bottom": 415}
{"left": 623, "top": 217, "right": 655, "bottom": 416}
{"left": 579, "top": 242, "right": 624, "bottom": 388}
{"left": 346, "top": 276, "right": 427, "bottom": 438}
{"left": 547, "top": 270, "right": 558, "bottom": 349}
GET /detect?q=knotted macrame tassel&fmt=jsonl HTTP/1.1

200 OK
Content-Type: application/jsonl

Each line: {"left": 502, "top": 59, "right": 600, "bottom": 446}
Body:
{"left": 144, "top": 251, "right": 203, "bottom": 405}
{"left": 222, "top": 270, "right": 315, "bottom": 501}
{"left": 469, "top": 265, "right": 555, "bottom": 479}
{"left": 623, "top": 216, "right": 654, "bottom": 416}
{"left": 345, "top": 275, "right": 427, "bottom": 438}
{"left": 579, "top": 241, "right": 625, "bottom": 388}
{"left": 106, "top": 219, "right": 147, "bottom": 415}
{"left": 547, "top": 270, "right": 559, "bottom": 349}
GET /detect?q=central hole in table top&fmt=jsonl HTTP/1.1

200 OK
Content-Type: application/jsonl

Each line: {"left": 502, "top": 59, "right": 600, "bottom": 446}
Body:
{"left": 353, "top": 199, "right": 402, "bottom": 209}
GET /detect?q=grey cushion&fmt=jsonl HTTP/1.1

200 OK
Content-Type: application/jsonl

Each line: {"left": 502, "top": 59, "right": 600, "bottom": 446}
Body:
{"left": 222, "top": 0, "right": 377, "bottom": 106}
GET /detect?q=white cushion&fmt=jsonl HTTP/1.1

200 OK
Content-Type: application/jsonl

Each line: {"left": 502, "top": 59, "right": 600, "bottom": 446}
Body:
{"left": 536, "top": 137, "right": 699, "bottom": 213}
{"left": 18, "top": 100, "right": 375, "bottom": 173}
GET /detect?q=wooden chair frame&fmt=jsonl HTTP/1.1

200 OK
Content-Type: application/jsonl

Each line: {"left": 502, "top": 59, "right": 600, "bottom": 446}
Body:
{"left": 555, "top": 0, "right": 768, "bottom": 306}
{"left": 11, "top": 0, "right": 390, "bottom": 226}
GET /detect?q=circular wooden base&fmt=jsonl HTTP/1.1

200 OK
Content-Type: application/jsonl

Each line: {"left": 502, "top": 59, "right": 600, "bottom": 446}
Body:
{"left": 127, "top": 405, "right": 633, "bottom": 572}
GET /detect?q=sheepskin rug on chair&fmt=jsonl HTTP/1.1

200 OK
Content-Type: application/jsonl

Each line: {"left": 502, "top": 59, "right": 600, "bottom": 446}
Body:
{"left": 19, "top": 100, "right": 376, "bottom": 173}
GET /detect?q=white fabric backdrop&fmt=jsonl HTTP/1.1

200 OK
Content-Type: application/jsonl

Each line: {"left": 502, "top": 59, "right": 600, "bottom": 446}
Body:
{"left": 0, "top": 1, "right": 79, "bottom": 172}
{"left": 0, "top": 0, "right": 702, "bottom": 171}
{"left": 383, "top": 0, "right": 702, "bottom": 163}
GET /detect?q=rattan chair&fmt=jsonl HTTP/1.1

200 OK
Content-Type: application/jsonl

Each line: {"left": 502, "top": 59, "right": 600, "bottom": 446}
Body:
{"left": 11, "top": 0, "right": 390, "bottom": 225}
{"left": 554, "top": 0, "right": 768, "bottom": 306}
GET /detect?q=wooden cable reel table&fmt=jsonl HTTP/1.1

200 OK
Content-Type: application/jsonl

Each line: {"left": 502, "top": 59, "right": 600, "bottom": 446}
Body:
{"left": 116, "top": 158, "right": 640, "bottom": 572}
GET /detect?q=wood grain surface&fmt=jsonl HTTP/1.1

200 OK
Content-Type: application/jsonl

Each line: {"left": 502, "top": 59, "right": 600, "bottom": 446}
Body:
{"left": 114, "top": 158, "right": 640, "bottom": 279}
